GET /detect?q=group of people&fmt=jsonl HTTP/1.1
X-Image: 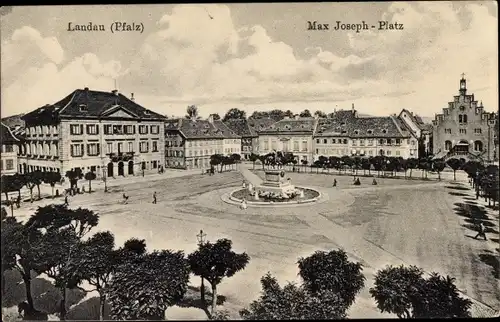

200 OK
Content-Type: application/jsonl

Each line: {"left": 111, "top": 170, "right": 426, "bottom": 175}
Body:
{"left": 121, "top": 191, "right": 158, "bottom": 204}
{"left": 331, "top": 177, "right": 378, "bottom": 187}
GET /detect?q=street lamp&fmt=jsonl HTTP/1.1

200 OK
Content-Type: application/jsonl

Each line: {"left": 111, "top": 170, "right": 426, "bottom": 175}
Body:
{"left": 196, "top": 229, "right": 207, "bottom": 302}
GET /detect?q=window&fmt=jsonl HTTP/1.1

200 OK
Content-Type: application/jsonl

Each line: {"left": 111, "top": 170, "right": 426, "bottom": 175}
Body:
{"left": 316, "top": 139, "right": 320, "bottom": 144}
{"left": 395, "top": 151, "right": 400, "bottom": 156}
{"left": 354, "top": 130, "right": 359, "bottom": 135}
{"left": 343, "top": 139, "right": 347, "bottom": 144}
{"left": 124, "top": 125, "right": 135, "bottom": 135}
{"left": 70, "top": 124, "right": 83, "bottom": 135}
{"left": 86, "top": 124, "right": 99, "bottom": 135}
{"left": 293, "top": 141, "right": 299, "bottom": 151}
{"left": 128, "top": 142, "right": 134, "bottom": 152}
{"left": 474, "top": 141, "right": 483, "bottom": 151}
{"left": 316, "top": 149, "right": 319, "bottom": 154}
{"left": 386, "top": 150, "right": 392, "bottom": 156}
{"left": 459, "top": 129, "right": 467, "bottom": 134}
{"left": 140, "top": 141, "right": 149, "bottom": 153}
{"left": 152, "top": 141, "right": 158, "bottom": 152}
{"left": 368, "top": 150, "right": 373, "bottom": 155}
{"left": 332, "top": 139, "right": 336, "bottom": 144}
{"left": 150, "top": 125, "right": 159, "bottom": 134}
{"left": 107, "top": 142, "right": 113, "bottom": 154}
{"left": 352, "top": 140, "right": 357, "bottom": 146}
{"left": 113, "top": 125, "right": 123, "bottom": 134}
{"left": 0, "top": 160, "right": 3, "bottom": 170}
{"left": 368, "top": 139, "right": 373, "bottom": 146}
{"left": 70, "top": 144, "right": 84, "bottom": 157}
{"left": 445, "top": 129, "right": 452, "bottom": 134}
{"left": 411, "top": 140, "right": 416, "bottom": 146}
{"left": 360, "top": 139, "right": 365, "bottom": 146}
{"left": 6, "top": 159, "right": 14, "bottom": 170}
{"left": 459, "top": 114, "right": 468, "bottom": 123}
{"left": 87, "top": 143, "right": 100, "bottom": 156}
{"left": 474, "top": 128, "right": 482, "bottom": 134}
{"left": 367, "top": 130, "right": 373, "bottom": 135}
{"left": 396, "top": 139, "right": 401, "bottom": 145}
{"left": 445, "top": 140, "right": 452, "bottom": 150}
{"left": 139, "top": 125, "right": 149, "bottom": 134}
{"left": 379, "top": 139, "right": 384, "bottom": 145}
{"left": 382, "top": 129, "right": 387, "bottom": 134}
{"left": 104, "top": 125, "right": 112, "bottom": 134}
{"left": 302, "top": 140, "right": 308, "bottom": 152}
{"left": 4, "top": 144, "right": 14, "bottom": 153}
{"left": 118, "top": 143, "right": 123, "bottom": 153}
{"left": 323, "top": 139, "right": 327, "bottom": 144}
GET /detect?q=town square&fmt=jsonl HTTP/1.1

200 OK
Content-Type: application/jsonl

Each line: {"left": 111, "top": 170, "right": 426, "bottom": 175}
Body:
{"left": 1, "top": 2, "right": 499, "bottom": 321}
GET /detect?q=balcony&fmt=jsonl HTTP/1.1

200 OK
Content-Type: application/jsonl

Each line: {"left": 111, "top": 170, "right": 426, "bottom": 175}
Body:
{"left": 107, "top": 152, "right": 135, "bottom": 162}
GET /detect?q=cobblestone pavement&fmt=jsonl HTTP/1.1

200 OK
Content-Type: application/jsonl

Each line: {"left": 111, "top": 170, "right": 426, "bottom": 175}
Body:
{"left": 8, "top": 166, "right": 499, "bottom": 318}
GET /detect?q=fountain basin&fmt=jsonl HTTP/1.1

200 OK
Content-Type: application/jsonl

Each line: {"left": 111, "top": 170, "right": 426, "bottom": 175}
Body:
{"left": 229, "top": 186, "right": 321, "bottom": 206}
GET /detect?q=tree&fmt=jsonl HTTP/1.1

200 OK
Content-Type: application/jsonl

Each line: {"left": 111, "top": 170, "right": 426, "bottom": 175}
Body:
{"left": 210, "top": 154, "right": 223, "bottom": 173}
{"left": 24, "top": 172, "right": 37, "bottom": 202}
{"left": 240, "top": 273, "right": 348, "bottom": 320}
{"left": 314, "top": 110, "right": 327, "bottom": 118}
{"left": 297, "top": 249, "right": 365, "bottom": 308}
{"left": 406, "top": 158, "right": 419, "bottom": 178}
{"left": 106, "top": 250, "right": 190, "bottom": 320}
{"left": 11, "top": 173, "right": 26, "bottom": 205}
{"left": 249, "top": 153, "right": 259, "bottom": 170}
{"left": 299, "top": 109, "right": 312, "bottom": 117}
{"left": 32, "top": 170, "right": 45, "bottom": 199}
{"left": 1, "top": 215, "right": 22, "bottom": 295}
{"left": 43, "top": 171, "right": 62, "bottom": 198}
{"left": 433, "top": 160, "right": 446, "bottom": 181}
{"left": 188, "top": 238, "right": 250, "bottom": 314}
{"left": 186, "top": 105, "right": 200, "bottom": 120}
{"left": 209, "top": 113, "right": 221, "bottom": 121}
{"left": 222, "top": 108, "right": 246, "bottom": 122}
{"left": 361, "top": 157, "right": 372, "bottom": 175}
{"left": 1, "top": 175, "right": 14, "bottom": 201}
{"left": 65, "top": 168, "right": 83, "bottom": 191}
{"left": 446, "top": 158, "right": 463, "bottom": 181}
{"left": 84, "top": 171, "right": 97, "bottom": 193}
{"left": 370, "top": 265, "right": 472, "bottom": 319}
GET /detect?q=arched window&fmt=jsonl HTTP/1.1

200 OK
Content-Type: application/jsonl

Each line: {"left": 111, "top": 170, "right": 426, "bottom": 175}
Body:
{"left": 445, "top": 140, "right": 452, "bottom": 151}
{"left": 474, "top": 140, "right": 483, "bottom": 151}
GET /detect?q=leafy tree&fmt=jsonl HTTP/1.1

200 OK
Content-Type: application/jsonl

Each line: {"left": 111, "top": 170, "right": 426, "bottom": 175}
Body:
{"left": 222, "top": 108, "right": 246, "bottom": 122}
{"left": 121, "top": 237, "right": 147, "bottom": 256}
{"left": 106, "top": 250, "right": 190, "bottom": 320}
{"left": 352, "top": 156, "right": 362, "bottom": 176}
{"left": 186, "top": 105, "right": 200, "bottom": 120}
{"left": 314, "top": 110, "right": 327, "bottom": 118}
{"left": 299, "top": 109, "right": 312, "bottom": 117}
{"left": 433, "top": 160, "right": 446, "bottom": 180}
{"left": 210, "top": 154, "right": 223, "bottom": 173}
{"left": 283, "top": 110, "right": 294, "bottom": 118}
{"left": 370, "top": 265, "right": 472, "bottom": 318}
{"left": 84, "top": 171, "right": 97, "bottom": 193}
{"left": 361, "top": 157, "right": 372, "bottom": 175}
{"left": 11, "top": 173, "right": 26, "bottom": 204}
{"left": 446, "top": 158, "right": 463, "bottom": 181}
{"left": 24, "top": 172, "right": 37, "bottom": 202}
{"left": 400, "top": 158, "right": 409, "bottom": 178}
{"left": 240, "top": 273, "right": 347, "bottom": 320}
{"left": 341, "top": 155, "right": 353, "bottom": 174}
{"left": 297, "top": 249, "right": 365, "bottom": 308}
{"left": 188, "top": 238, "right": 250, "bottom": 314}
{"left": 1, "top": 175, "right": 14, "bottom": 201}
{"left": 32, "top": 170, "right": 45, "bottom": 199}
{"left": 65, "top": 168, "right": 83, "bottom": 191}
{"left": 406, "top": 158, "right": 419, "bottom": 178}
{"left": 1, "top": 215, "right": 22, "bottom": 295}
{"left": 43, "top": 171, "right": 62, "bottom": 198}
{"left": 249, "top": 153, "right": 259, "bottom": 170}
{"left": 209, "top": 113, "right": 221, "bottom": 121}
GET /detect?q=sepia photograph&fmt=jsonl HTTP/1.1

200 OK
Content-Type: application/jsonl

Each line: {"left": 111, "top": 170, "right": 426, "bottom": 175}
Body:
{"left": 0, "top": 2, "right": 499, "bottom": 320}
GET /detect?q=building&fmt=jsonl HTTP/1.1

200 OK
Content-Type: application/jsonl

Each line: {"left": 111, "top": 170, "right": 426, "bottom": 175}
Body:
{"left": 19, "top": 88, "right": 166, "bottom": 177}
{"left": 212, "top": 120, "right": 242, "bottom": 157}
{"left": 398, "top": 109, "right": 433, "bottom": 157}
{"left": 258, "top": 116, "right": 318, "bottom": 162}
{"left": 247, "top": 117, "right": 277, "bottom": 155}
{"left": 223, "top": 119, "right": 258, "bottom": 160}
{"left": 314, "top": 107, "right": 419, "bottom": 160}
{"left": 164, "top": 117, "right": 225, "bottom": 170}
{"left": 1, "top": 122, "right": 21, "bottom": 175}
{"left": 432, "top": 76, "right": 497, "bottom": 162}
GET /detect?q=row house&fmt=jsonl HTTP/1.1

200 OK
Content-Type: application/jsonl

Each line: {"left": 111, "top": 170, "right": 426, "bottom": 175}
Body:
{"left": 213, "top": 119, "right": 242, "bottom": 157}
{"left": 164, "top": 117, "right": 225, "bottom": 170}
{"left": 432, "top": 76, "right": 497, "bottom": 161}
{"left": 223, "top": 119, "right": 258, "bottom": 160}
{"left": 398, "top": 109, "right": 433, "bottom": 157}
{"left": 247, "top": 117, "right": 278, "bottom": 155}
{"left": 314, "top": 108, "right": 419, "bottom": 160}
{"left": 258, "top": 116, "right": 318, "bottom": 162}
{"left": 1, "top": 122, "right": 21, "bottom": 175}
{"left": 20, "top": 88, "right": 165, "bottom": 177}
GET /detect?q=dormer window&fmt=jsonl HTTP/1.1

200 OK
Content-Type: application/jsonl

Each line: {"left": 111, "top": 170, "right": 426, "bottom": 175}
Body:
{"left": 341, "top": 130, "right": 347, "bottom": 134}
{"left": 340, "top": 122, "right": 346, "bottom": 126}
{"left": 382, "top": 129, "right": 387, "bottom": 134}
{"left": 367, "top": 129, "right": 373, "bottom": 134}
{"left": 354, "top": 130, "right": 359, "bottom": 135}
{"left": 79, "top": 104, "right": 88, "bottom": 112}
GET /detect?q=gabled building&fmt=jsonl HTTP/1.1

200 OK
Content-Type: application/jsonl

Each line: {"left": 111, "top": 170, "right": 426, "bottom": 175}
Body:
{"left": 247, "top": 117, "right": 277, "bottom": 155}
{"left": 258, "top": 116, "right": 319, "bottom": 162}
{"left": 1, "top": 122, "right": 21, "bottom": 175}
{"left": 223, "top": 119, "right": 258, "bottom": 160}
{"left": 164, "top": 117, "right": 225, "bottom": 170}
{"left": 432, "top": 76, "right": 497, "bottom": 161}
{"left": 398, "top": 109, "right": 433, "bottom": 157}
{"left": 20, "top": 88, "right": 166, "bottom": 177}
{"left": 212, "top": 120, "right": 242, "bottom": 157}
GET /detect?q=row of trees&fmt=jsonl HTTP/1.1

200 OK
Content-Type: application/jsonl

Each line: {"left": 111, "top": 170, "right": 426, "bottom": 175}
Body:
{"left": 462, "top": 161, "right": 500, "bottom": 206}
{"left": 209, "top": 153, "right": 242, "bottom": 173}
{"left": 1, "top": 206, "right": 474, "bottom": 320}
{"left": 248, "top": 152, "right": 454, "bottom": 180}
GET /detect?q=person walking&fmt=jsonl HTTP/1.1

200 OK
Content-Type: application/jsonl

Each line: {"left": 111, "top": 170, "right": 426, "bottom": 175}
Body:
{"left": 474, "top": 222, "right": 487, "bottom": 240}
{"left": 153, "top": 191, "right": 157, "bottom": 204}
{"left": 333, "top": 178, "right": 337, "bottom": 187}
{"left": 64, "top": 194, "right": 69, "bottom": 206}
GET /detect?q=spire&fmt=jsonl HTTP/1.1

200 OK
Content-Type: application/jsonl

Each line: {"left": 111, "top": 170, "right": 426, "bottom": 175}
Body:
{"left": 480, "top": 101, "right": 483, "bottom": 107}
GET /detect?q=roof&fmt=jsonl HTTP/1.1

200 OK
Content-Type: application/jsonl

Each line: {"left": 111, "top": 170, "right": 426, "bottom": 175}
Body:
{"left": 247, "top": 117, "right": 277, "bottom": 133}
{"left": 1, "top": 122, "right": 21, "bottom": 144}
{"left": 22, "top": 89, "right": 166, "bottom": 122}
{"left": 260, "top": 117, "right": 318, "bottom": 134}
{"left": 213, "top": 120, "right": 241, "bottom": 139}
{"left": 400, "top": 108, "right": 428, "bottom": 131}
{"left": 165, "top": 118, "right": 225, "bottom": 140}
{"left": 314, "top": 114, "right": 411, "bottom": 138}
{"left": 1, "top": 113, "right": 25, "bottom": 129}
{"left": 223, "top": 119, "right": 257, "bottom": 138}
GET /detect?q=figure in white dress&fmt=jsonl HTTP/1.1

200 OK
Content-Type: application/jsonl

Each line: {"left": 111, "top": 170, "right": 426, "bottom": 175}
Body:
{"left": 240, "top": 198, "right": 248, "bottom": 210}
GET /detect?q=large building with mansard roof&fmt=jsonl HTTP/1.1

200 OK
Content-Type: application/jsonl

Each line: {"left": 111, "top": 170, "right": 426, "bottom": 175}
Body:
{"left": 432, "top": 76, "right": 498, "bottom": 162}
{"left": 19, "top": 88, "right": 166, "bottom": 177}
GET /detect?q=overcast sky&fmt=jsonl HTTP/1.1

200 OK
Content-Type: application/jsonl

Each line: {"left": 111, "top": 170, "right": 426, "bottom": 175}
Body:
{"left": 1, "top": 2, "right": 497, "bottom": 119}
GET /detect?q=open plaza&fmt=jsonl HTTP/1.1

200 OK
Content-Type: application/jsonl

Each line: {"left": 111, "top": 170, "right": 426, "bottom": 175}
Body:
{"left": 2, "top": 163, "right": 499, "bottom": 319}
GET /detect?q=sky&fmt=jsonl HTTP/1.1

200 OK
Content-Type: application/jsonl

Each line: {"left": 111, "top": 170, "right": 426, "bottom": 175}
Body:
{"left": 0, "top": 2, "right": 498, "bottom": 120}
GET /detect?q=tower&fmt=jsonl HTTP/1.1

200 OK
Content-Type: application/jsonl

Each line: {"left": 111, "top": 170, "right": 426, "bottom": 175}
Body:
{"left": 459, "top": 73, "right": 467, "bottom": 96}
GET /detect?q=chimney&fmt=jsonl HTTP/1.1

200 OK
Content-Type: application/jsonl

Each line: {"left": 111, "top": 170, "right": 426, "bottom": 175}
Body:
{"left": 112, "top": 89, "right": 118, "bottom": 96}
{"left": 208, "top": 114, "right": 214, "bottom": 124}
{"left": 131, "top": 93, "right": 135, "bottom": 101}
{"left": 84, "top": 87, "right": 89, "bottom": 91}
{"left": 352, "top": 103, "right": 355, "bottom": 111}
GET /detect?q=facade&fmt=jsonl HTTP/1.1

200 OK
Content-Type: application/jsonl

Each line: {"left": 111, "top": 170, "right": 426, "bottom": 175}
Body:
{"left": 1, "top": 122, "right": 21, "bottom": 175}
{"left": 313, "top": 108, "right": 419, "bottom": 160}
{"left": 164, "top": 117, "right": 225, "bottom": 170}
{"left": 213, "top": 120, "right": 242, "bottom": 157}
{"left": 19, "top": 88, "right": 165, "bottom": 177}
{"left": 223, "top": 119, "right": 258, "bottom": 160}
{"left": 398, "top": 109, "right": 433, "bottom": 157}
{"left": 258, "top": 116, "right": 318, "bottom": 162}
{"left": 247, "top": 117, "right": 277, "bottom": 155}
{"left": 432, "top": 77, "right": 497, "bottom": 161}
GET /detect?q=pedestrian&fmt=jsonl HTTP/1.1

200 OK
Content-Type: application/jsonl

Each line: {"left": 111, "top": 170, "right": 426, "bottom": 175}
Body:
{"left": 476, "top": 187, "right": 480, "bottom": 200}
{"left": 240, "top": 198, "right": 247, "bottom": 210}
{"left": 153, "top": 191, "right": 157, "bottom": 204}
{"left": 333, "top": 178, "right": 337, "bottom": 187}
{"left": 372, "top": 178, "right": 378, "bottom": 185}
{"left": 123, "top": 193, "right": 129, "bottom": 204}
{"left": 64, "top": 194, "right": 69, "bottom": 206}
{"left": 474, "top": 222, "right": 487, "bottom": 240}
